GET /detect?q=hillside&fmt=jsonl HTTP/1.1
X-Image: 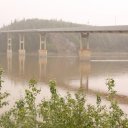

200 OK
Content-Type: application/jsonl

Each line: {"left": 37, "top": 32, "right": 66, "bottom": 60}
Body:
{"left": 0, "top": 19, "right": 128, "bottom": 55}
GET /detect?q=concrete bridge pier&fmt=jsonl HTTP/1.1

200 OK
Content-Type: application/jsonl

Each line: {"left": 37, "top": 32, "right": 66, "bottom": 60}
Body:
{"left": 38, "top": 33, "right": 47, "bottom": 58}
{"left": 7, "top": 33, "right": 12, "bottom": 56}
{"left": 79, "top": 32, "right": 91, "bottom": 61}
{"left": 19, "top": 34, "right": 25, "bottom": 56}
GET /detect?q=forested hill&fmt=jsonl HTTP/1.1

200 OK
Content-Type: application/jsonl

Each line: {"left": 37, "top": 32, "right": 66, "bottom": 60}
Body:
{"left": 1, "top": 19, "right": 85, "bottom": 30}
{"left": 0, "top": 19, "right": 128, "bottom": 55}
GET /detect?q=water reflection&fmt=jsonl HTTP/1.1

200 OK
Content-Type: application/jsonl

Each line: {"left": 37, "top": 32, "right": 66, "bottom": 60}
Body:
{"left": 79, "top": 61, "right": 91, "bottom": 90}
{"left": 19, "top": 54, "right": 25, "bottom": 75}
{"left": 0, "top": 54, "right": 128, "bottom": 106}
{"left": 38, "top": 56, "right": 47, "bottom": 81}
{"left": 7, "top": 53, "right": 12, "bottom": 73}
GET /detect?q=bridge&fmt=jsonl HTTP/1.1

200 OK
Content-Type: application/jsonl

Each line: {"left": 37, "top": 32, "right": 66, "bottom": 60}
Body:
{"left": 1, "top": 25, "right": 128, "bottom": 33}
{"left": 1, "top": 25, "right": 128, "bottom": 60}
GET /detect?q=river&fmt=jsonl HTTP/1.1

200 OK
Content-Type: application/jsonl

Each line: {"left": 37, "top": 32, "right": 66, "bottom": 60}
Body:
{"left": 0, "top": 54, "right": 128, "bottom": 113}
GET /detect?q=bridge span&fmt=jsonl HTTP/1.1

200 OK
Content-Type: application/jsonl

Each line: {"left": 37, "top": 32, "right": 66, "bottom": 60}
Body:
{"left": 1, "top": 26, "right": 128, "bottom": 60}
{"left": 1, "top": 26, "right": 128, "bottom": 33}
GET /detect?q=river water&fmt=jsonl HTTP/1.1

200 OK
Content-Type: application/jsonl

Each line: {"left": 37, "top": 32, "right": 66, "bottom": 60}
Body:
{"left": 0, "top": 54, "right": 128, "bottom": 113}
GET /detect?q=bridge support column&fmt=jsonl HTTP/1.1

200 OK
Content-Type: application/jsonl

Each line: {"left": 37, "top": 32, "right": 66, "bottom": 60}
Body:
{"left": 38, "top": 33, "right": 47, "bottom": 58}
{"left": 7, "top": 33, "right": 12, "bottom": 57}
{"left": 79, "top": 32, "right": 91, "bottom": 61}
{"left": 19, "top": 34, "right": 25, "bottom": 56}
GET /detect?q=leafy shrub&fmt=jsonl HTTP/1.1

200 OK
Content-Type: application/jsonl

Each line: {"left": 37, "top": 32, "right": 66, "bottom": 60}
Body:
{"left": 0, "top": 68, "right": 128, "bottom": 128}
{"left": 0, "top": 68, "right": 9, "bottom": 108}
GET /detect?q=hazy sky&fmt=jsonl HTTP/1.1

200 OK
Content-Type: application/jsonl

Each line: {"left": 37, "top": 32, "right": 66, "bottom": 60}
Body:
{"left": 0, "top": 0, "right": 128, "bottom": 27}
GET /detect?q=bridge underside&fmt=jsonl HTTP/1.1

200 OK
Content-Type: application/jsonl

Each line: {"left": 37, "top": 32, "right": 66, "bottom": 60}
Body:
{"left": 4, "top": 26, "right": 128, "bottom": 60}
{"left": 6, "top": 31, "right": 91, "bottom": 61}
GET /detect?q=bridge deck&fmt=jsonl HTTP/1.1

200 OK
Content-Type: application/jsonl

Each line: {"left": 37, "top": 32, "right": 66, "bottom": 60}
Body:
{"left": 1, "top": 26, "right": 128, "bottom": 33}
